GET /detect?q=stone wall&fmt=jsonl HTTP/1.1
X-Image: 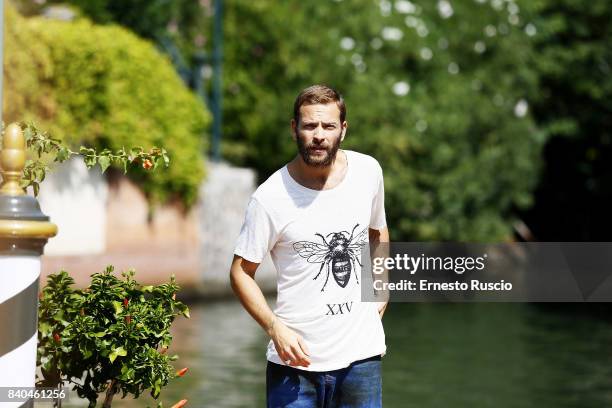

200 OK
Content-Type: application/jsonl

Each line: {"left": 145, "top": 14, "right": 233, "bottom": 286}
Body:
{"left": 38, "top": 157, "right": 107, "bottom": 256}
{"left": 198, "top": 162, "right": 277, "bottom": 294}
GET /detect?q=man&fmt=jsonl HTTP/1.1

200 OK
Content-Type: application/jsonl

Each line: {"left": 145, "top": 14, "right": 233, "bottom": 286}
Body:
{"left": 230, "top": 84, "right": 389, "bottom": 407}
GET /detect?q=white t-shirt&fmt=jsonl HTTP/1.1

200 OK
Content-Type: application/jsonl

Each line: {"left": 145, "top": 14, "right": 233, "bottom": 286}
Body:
{"left": 234, "top": 150, "right": 387, "bottom": 371}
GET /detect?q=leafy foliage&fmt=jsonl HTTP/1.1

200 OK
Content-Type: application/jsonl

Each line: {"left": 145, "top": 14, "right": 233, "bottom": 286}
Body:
{"left": 11, "top": 0, "right": 211, "bottom": 96}
{"left": 220, "top": 0, "right": 545, "bottom": 241}
{"left": 14, "top": 0, "right": 211, "bottom": 60}
{"left": 517, "top": 0, "right": 612, "bottom": 240}
{"left": 37, "top": 267, "right": 190, "bottom": 407}
{"left": 7, "top": 123, "right": 169, "bottom": 196}
{"left": 3, "top": 4, "right": 209, "bottom": 206}
{"left": 10, "top": 0, "right": 609, "bottom": 240}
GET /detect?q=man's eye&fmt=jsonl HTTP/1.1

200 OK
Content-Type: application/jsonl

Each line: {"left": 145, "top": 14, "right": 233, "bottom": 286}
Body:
{"left": 324, "top": 126, "right": 336, "bottom": 130}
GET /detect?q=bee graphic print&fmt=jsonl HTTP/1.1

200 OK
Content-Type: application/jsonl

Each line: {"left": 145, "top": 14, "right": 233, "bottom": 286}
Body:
{"left": 293, "top": 224, "right": 369, "bottom": 292}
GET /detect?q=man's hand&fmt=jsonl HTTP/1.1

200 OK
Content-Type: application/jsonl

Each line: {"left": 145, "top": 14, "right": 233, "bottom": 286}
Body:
{"left": 230, "top": 256, "right": 312, "bottom": 368}
{"left": 267, "top": 316, "right": 311, "bottom": 368}
{"left": 378, "top": 302, "right": 388, "bottom": 319}
{"left": 370, "top": 227, "right": 390, "bottom": 320}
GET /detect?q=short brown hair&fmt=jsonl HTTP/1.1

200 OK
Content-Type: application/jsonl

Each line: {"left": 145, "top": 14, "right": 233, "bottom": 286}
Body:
{"left": 293, "top": 84, "right": 346, "bottom": 125}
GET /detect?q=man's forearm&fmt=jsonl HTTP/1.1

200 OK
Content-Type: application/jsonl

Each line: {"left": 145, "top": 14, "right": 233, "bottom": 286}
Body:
{"left": 230, "top": 256, "right": 311, "bottom": 367}
{"left": 230, "top": 259, "right": 277, "bottom": 335}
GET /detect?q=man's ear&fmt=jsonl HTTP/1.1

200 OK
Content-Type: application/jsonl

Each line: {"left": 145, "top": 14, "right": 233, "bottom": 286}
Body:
{"left": 340, "top": 121, "right": 348, "bottom": 142}
{"left": 290, "top": 119, "right": 298, "bottom": 141}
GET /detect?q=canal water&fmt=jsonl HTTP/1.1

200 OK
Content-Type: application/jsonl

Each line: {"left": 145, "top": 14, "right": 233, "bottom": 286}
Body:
{"left": 59, "top": 301, "right": 612, "bottom": 407}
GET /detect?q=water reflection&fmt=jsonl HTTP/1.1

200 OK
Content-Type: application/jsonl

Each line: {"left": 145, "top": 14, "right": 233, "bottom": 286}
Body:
{"left": 383, "top": 303, "right": 612, "bottom": 408}
{"left": 56, "top": 301, "right": 612, "bottom": 407}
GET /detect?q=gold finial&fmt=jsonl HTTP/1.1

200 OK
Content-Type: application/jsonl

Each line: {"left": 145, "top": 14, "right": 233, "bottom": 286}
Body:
{"left": 0, "top": 123, "right": 26, "bottom": 196}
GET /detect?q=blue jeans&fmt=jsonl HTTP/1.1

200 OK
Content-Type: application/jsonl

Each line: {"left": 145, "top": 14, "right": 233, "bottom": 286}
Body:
{"left": 266, "top": 355, "right": 382, "bottom": 408}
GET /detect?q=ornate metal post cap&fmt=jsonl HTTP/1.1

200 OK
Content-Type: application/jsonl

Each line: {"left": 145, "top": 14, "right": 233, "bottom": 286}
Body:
{"left": 0, "top": 123, "right": 57, "bottom": 247}
{"left": 0, "top": 123, "right": 26, "bottom": 196}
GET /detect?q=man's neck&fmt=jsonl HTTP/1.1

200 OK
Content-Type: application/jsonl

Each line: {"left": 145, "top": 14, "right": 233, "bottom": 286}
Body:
{"left": 288, "top": 150, "right": 348, "bottom": 191}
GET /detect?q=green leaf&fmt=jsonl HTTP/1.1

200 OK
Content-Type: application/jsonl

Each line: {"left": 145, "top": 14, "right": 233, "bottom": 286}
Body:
{"left": 98, "top": 155, "right": 111, "bottom": 173}
{"left": 109, "top": 346, "right": 127, "bottom": 363}
{"left": 130, "top": 147, "right": 143, "bottom": 157}
{"left": 82, "top": 348, "right": 93, "bottom": 359}
{"left": 83, "top": 155, "right": 97, "bottom": 168}
{"left": 112, "top": 301, "right": 123, "bottom": 315}
{"left": 23, "top": 126, "right": 33, "bottom": 141}
{"left": 34, "top": 166, "right": 45, "bottom": 182}
{"left": 162, "top": 149, "right": 170, "bottom": 166}
{"left": 39, "top": 322, "right": 51, "bottom": 335}
{"left": 53, "top": 310, "right": 64, "bottom": 322}
{"left": 56, "top": 147, "right": 70, "bottom": 163}
{"left": 79, "top": 146, "right": 95, "bottom": 155}
{"left": 153, "top": 379, "right": 161, "bottom": 398}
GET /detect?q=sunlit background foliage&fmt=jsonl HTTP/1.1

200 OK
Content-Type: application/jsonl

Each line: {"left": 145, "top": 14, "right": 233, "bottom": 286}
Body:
{"left": 6, "top": 0, "right": 612, "bottom": 241}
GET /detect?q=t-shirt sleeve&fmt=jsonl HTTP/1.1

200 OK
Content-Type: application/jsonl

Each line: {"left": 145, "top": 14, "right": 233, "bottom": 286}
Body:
{"left": 369, "top": 164, "right": 387, "bottom": 230}
{"left": 234, "top": 197, "right": 278, "bottom": 263}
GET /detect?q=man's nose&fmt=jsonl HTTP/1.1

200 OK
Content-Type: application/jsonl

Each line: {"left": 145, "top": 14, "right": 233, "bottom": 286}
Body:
{"left": 313, "top": 124, "right": 324, "bottom": 138}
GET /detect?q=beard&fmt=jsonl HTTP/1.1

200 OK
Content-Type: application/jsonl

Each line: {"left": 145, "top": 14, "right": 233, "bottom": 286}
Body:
{"left": 296, "top": 132, "right": 342, "bottom": 167}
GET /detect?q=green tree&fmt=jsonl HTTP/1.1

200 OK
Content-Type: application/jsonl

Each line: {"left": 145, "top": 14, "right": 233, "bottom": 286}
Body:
{"left": 12, "top": 0, "right": 211, "bottom": 83}
{"left": 3, "top": 4, "right": 209, "bottom": 206}
{"left": 517, "top": 0, "right": 612, "bottom": 240}
{"left": 221, "top": 0, "right": 545, "bottom": 241}
{"left": 38, "top": 267, "right": 190, "bottom": 407}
